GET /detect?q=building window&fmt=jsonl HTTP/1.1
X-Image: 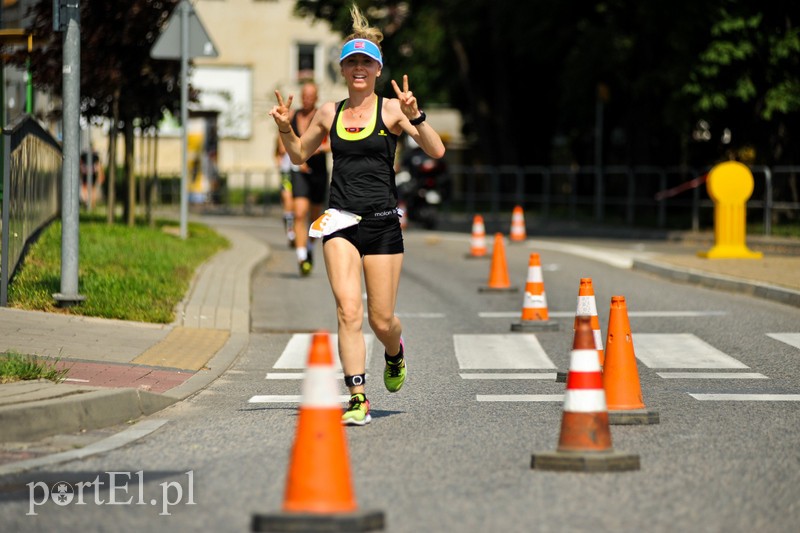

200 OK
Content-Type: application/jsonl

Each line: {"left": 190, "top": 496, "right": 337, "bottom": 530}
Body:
{"left": 295, "top": 43, "right": 317, "bottom": 83}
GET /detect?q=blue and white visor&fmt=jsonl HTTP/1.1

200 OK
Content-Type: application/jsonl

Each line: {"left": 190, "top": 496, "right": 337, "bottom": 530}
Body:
{"left": 339, "top": 39, "right": 383, "bottom": 67}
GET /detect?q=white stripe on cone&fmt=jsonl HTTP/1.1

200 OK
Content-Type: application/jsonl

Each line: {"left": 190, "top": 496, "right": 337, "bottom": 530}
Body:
{"left": 569, "top": 349, "right": 602, "bottom": 371}
{"left": 563, "top": 389, "right": 608, "bottom": 412}
{"left": 576, "top": 295, "right": 598, "bottom": 316}
{"left": 523, "top": 292, "right": 547, "bottom": 307}
{"left": 300, "top": 366, "right": 341, "bottom": 408}
{"left": 563, "top": 349, "right": 607, "bottom": 412}
{"left": 527, "top": 266, "right": 543, "bottom": 283}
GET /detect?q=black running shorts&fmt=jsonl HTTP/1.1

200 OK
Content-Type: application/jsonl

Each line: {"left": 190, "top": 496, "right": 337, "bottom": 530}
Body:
{"left": 323, "top": 215, "right": 404, "bottom": 256}
{"left": 291, "top": 169, "right": 328, "bottom": 204}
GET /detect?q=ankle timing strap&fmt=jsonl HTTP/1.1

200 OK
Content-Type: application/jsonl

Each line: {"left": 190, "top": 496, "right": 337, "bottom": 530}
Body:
{"left": 344, "top": 374, "right": 365, "bottom": 387}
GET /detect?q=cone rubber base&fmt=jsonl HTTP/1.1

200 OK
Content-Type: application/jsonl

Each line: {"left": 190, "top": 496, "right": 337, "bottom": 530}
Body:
{"left": 252, "top": 510, "right": 385, "bottom": 532}
{"left": 531, "top": 450, "right": 640, "bottom": 472}
{"left": 511, "top": 320, "right": 559, "bottom": 332}
{"left": 609, "top": 409, "right": 660, "bottom": 425}
{"left": 555, "top": 371, "right": 567, "bottom": 383}
{"left": 478, "top": 286, "right": 519, "bottom": 293}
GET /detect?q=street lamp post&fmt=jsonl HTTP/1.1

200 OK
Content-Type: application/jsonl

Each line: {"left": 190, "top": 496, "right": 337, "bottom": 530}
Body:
{"left": 53, "top": 0, "right": 85, "bottom": 307}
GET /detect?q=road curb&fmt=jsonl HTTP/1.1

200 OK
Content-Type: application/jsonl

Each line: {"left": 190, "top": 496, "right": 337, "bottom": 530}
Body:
{"left": 632, "top": 259, "right": 800, "bottom": 308}
{"left": 0, "top": 386, "right": 176, "bottom": 443}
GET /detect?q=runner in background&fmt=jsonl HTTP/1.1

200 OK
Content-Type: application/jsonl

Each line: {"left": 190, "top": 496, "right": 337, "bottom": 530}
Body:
{"left": 274, "top": 135, "right": 295, "bottom": 247}
{"left": 288, "top": 81, "right": 330, "bottom": 276}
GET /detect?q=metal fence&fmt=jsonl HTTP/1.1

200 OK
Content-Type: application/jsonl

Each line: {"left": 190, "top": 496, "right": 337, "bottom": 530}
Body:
{"left": 150, "top": 163, "right": 799, "bottom": 236}
{"left": 442, "top": 164, "right": 800, "bottom": 236}
{"left": 1, "top": 115, "right": 62, "bottom": 306}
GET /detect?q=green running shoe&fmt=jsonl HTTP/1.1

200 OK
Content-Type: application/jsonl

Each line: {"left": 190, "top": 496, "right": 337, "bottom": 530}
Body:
{"left": 383, "top": 338, "right": 407, "bottom": 392}
{"left": 342, "top": 393, "right": 371, "bottom": 426}
{"left": 299, "top": 259, "right": 312, "bottom": 277}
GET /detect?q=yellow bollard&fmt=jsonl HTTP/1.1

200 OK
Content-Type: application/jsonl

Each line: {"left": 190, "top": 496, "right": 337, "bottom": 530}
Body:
{"left": 698, "top": 161, "right": 763, "bottom": 259}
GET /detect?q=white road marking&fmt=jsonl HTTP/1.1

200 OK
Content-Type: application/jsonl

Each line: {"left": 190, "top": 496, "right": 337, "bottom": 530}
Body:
{"left": 453, "top": 334, "right": 556, "bottom": 369}
{"left": 633, "top": 333, "right": 749, "bottom": 368}
{"left": 479, "top": 311, "right": 571, "bottom": 318}
{"left": 657, "top": 372, "right": 767, "bottom": 379}
{"left": 460, "top": 373, "right": 558, "bottom": 380}
{"left": 273, "top": 333, "right": 374, "bottom": 369}
{"left": 627, "top": 311, "right": 727, "bottom": 317}
{"left": 265, "top": 373, "right": 306, "bottom": 379}
{"left": 767, "top": 333, "right": 800, "bottom": 350}
{"left": 690, "top": 394, "right": 800, "bottom": 401}
{"left": 477, "top": 394, "right": 564, "bottom": 402}
{"left": 526, "top": 241, "right": 652, "bottom": 269}
{"left": 265, "top": 372, "right": 367, "bottom": 380}
{"left": 248, "top": 395, "right": 351, "bottom": 403}
{"left": 479, "top": 311, "right": 727, "bottom": 318}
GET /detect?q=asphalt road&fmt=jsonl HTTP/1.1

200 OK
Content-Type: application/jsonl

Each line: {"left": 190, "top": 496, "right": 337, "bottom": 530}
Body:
{"left": 0, "top": 217, "right": 798, "bottom": 532}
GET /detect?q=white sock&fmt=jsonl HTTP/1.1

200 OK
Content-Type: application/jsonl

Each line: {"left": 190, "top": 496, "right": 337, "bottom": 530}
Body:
{"left": 296, "top": 247, "right": 308, "bottom": 261}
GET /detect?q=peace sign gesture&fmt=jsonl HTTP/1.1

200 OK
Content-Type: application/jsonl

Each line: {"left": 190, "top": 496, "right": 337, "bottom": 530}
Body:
{"left": 391, "top": 75, "right": 421, "bottom": 121}
{"left": 269, "top": 90, "right": 294, "bottom": 132}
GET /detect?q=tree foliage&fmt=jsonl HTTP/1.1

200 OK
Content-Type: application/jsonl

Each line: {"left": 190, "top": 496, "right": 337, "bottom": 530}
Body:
{"left": 295, "top": 0, "right": 799, "bottom": 167}
{"left": 8, "top": 0, "right": 183, "bottom": 127}
{"left": 6, "top": 0, "right": 185, "bottom": 225}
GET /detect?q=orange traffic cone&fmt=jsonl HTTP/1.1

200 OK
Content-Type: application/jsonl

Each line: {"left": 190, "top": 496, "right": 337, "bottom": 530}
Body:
{"left": 531, "top": 316, "right": 640, "bottom": 472}
{"left": 574, "top": 278, "right": 605, "bottom": 365}
{"left": 478, "top": 233, "right": 518, "bottom": 292}
{"left": 511, "top": 252, "right": 559, "bottom": 331}
{"left": 603, "top": 296, "right": 660, "bottom": 425}
{"left": 252, "top": 331, "right": 384, "bottom": 531}
{"left": 509, "top": 205, "right": 526, "bottom": 242}
{"left": 558, "top": 277, "right": 606, "bottom": 382}
{"left": 465, "top": 214, "right": 488, "bottom": 258}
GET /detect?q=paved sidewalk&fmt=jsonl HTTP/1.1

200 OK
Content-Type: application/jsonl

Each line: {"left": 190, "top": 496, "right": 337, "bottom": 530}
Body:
{"left": 0, "top": 213, "right": 797, "bottom": 470}
{"left": 0, "top": 218, "right": 269, "bottom": 446}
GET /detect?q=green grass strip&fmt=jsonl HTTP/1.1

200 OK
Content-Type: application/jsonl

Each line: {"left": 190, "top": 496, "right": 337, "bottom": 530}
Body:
{"left": 8, "top": 216, "right": 229, "bottom": 323}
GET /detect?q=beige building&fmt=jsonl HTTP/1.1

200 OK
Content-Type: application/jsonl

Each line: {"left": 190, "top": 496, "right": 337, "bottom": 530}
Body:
{"left": 87, "top": 0, "right": 462, "bottom": 196}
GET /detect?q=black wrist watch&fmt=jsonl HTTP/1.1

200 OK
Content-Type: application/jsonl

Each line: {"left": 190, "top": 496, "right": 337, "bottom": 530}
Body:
{"left": 409, "top": 111, "right": 426, "bottom": 126}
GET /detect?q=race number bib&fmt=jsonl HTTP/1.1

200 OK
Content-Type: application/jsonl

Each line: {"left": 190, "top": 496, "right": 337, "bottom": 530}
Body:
{"left": 309, "top": 209, "right": 362, "bottom": 238}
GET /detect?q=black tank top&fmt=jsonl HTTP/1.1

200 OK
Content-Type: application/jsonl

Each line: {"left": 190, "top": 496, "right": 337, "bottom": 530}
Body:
{"left": 328, "top": 96, "right": 399, "bottom": 214}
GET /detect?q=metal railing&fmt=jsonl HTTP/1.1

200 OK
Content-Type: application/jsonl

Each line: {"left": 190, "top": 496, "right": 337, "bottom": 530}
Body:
{"left": 1, "top": 115, "right": 62, "bottom": 306}
{"left": 443, "top": 164, "right": 799, "bottom": 236}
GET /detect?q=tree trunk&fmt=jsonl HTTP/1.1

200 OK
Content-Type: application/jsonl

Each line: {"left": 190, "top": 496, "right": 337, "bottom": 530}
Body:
{"left": 106, "top": 90, "right": 120, "bottom": 225}
{"left": 138, "top": 128, "right": 146, "bottom": 223}
{"left": 124, "top": 120, "right": 135, "bottom": 226}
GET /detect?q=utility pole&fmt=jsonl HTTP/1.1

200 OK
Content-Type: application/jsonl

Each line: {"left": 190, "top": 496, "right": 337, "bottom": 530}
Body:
{"left": 53, "top": 0, "right": 85, "bottom": 307}
{"left": 151, "top": 0, "right": 218, "bottom": 239}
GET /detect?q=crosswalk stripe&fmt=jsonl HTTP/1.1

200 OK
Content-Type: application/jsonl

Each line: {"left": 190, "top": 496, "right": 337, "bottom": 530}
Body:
{"left": 265, "top": 372, "right": 367, "bottom": 380}
{"left": 689, "top": 394, "right": 800, "bottom": 401}
{"left": 633, "top": 333, "right": 749, "bottom": 369}
{"left": 477, "top": 395, "right": 564, "bottom": 402}
{"left": 479, "top": 311, "right": 727, "bottom": 318}
{"left": 657, "top": 372, "right": 767, "bottom": 379}
{"left": 273, "top": 333, "right": 374, "bottom": 369}
{"left": 460, "top": 373, "right": 558, "bottom": 380}
{"left": 248, "top": 395, "right": 351, "bottom": 403}
{"left": 767, "top": 333, "right": 800, "bottom": 350}
{"left": 454, "top": 334, "right": 556, "bottom": 369}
